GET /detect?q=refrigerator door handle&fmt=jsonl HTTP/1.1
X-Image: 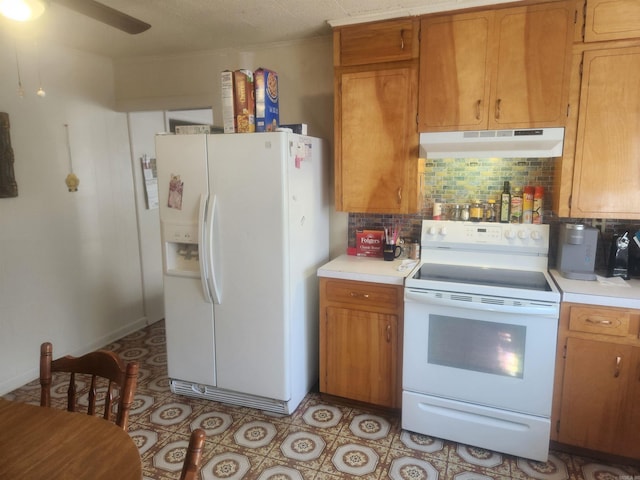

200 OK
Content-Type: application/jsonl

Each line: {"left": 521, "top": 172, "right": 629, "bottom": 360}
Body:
{"left": 207, "top": 194, "right": 222, "bottom": 304}
{"left": 198, "top": 194, "right": 213, "bottom": 304}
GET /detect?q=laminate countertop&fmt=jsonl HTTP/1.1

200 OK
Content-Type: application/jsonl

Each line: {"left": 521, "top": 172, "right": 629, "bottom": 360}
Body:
{"left": 317, "top": 255, "right": 418, "bottom": 285}
{"left": 550, "top": 269, "right": 640, "bottom": 310}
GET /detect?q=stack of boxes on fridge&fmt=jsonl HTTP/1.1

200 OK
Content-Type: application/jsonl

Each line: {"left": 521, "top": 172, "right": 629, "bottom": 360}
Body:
{"left": 221, "top": 68, "right": 279, "bottom": 134}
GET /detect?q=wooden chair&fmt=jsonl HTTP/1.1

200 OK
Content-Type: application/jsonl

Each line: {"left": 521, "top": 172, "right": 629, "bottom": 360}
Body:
{"left": 39, "top": 341, "right": 139, "bottom": 431}
{"left": 180, "top": 428, "right": 206, "bottom": 480}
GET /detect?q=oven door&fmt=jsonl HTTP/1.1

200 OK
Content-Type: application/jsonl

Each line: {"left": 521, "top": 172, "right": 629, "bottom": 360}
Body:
{"left": 403, "top": 287, "right": 559, "bottom": 417}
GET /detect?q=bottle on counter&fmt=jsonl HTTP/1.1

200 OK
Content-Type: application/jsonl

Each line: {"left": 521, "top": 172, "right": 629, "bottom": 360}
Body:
{"left": 510, "top": 187, "right": 523, "bottom": 223}
{"left": 533, "top": 186, "right": 544, "bottom": 224}
{"left": 500, "top": 181, "right": 511, "bottom": 223}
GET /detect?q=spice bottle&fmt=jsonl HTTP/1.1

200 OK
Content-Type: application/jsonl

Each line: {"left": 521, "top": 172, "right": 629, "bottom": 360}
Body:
{"left": 522, "top": 186, "right": 534, "bottom": 224}
{"left": 452, "top": 204, "right": 461, "bottom": 221}
{"left": 470, "top": 201, "right": 484, "bottom": 222}
{"left": 486, "top": 199, "right": 497, "bottom": 222}
{"left": 460, "top": 204, "right": 470, "bottom": 221}
{"left": 533, "top": 186, "right": 544, "bottom": 224}
{"left": 510, "top": 187, "right": 523, "bottom": 223}
{"left": 500, "top": 181, "right": 511, "bottom": 223}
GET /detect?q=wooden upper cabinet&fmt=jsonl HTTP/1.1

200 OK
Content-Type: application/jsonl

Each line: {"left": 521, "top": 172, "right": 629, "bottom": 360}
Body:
{"left": 336, "top": 66, "right": 419, "bottom": 213}
{"left": 418, "top": 1, "right": 575, "bottom": 132}
{"left": 336, "top": 18, "right": 418, "bottom": 66}
{"left": 418, "top": 12, "right": 494, "bottom": 131}
{"left": 584, "top": 0, "right": 640, "bottom": 42}
{"left": 570, "top": 45, "right": 640, "bottom": 219}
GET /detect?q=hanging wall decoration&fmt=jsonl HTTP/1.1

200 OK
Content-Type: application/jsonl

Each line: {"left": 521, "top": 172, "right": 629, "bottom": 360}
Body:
{"left": 0, "top": 112, "right": 18, "bottom": 198}
{"left": 64, "top": 124, "right": 79, "bottom": 192}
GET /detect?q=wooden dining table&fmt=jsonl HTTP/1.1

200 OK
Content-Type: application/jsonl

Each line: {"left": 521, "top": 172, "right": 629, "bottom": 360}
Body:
{"left": 0, "top": 397, "right": 142, "bottom": 479}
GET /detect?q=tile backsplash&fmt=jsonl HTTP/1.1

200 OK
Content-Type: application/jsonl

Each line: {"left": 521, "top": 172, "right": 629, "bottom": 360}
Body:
{"left": 348, "top": 157, "right": 639, "bottom": 271}
{"left": 350, "top": 157, "right": 556, "bottom": 247}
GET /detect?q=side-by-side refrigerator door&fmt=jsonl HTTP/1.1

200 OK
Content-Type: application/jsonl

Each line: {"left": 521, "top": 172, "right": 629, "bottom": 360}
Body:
{"left": 155, "top": 134, "right": 216, "bottom": 386}
{"left": 206, "top": 133, "right": 290, "bottom": 401}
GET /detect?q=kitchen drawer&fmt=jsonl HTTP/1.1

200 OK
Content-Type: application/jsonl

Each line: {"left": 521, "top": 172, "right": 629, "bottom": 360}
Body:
{"left": 324, "top": 279, "right": 401, "bottom": 309}
{"left": 337, "top": 18, "right": 418, "bottom": 66}
{"left": 568, "top": 306, "right": 630, "bottom": 337}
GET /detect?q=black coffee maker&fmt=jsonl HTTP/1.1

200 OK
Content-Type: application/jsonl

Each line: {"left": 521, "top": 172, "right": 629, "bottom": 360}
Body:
{"left": 608, "top": 231, "right": 631, "bottom": 279}
{"left": 629, "top": 230, "right": 640, "bottom": 278}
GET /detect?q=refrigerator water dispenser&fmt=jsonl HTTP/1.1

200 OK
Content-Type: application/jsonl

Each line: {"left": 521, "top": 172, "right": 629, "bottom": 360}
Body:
{"left": 163, "top": 223, "right": 200, "bottom": 277}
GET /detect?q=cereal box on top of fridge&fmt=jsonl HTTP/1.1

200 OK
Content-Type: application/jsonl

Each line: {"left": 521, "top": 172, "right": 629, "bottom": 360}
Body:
{"left": 221, "top": 70, "right": 236, "bottom": 133}
{"left": 233, "top": 69, "right": 255, "bottom": 133}
{"left": 254, "top": 68, "right": 279, "bottom": 132}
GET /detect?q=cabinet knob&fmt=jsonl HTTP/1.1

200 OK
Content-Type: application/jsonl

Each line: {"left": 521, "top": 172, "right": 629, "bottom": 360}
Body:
{"left": 400, "top": 30, "right": 405, "bottom": 50}
{"left": 386, "top": 324, "right": 391, "bottom": 342}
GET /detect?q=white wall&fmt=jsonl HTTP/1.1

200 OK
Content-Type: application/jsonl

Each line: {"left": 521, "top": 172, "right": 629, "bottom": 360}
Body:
{"left": 0, "top": 34, "right": 147, "bottom": 394}
{"left": 114, "top": 37, "right": 348, "bottom": 257}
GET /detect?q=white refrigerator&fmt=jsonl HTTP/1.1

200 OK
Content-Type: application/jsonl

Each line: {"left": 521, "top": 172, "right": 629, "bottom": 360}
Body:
{"left": 155, "top": 132, "right": 329, "bottom": 414}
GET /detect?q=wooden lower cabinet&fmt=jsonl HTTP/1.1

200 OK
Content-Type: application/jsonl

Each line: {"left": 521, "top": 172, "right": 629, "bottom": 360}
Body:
{"left": 552, "top": 303, "right": 640, "bottom": 459}
{"left": 319, "top": 278, "right": 403, "bottom": 408}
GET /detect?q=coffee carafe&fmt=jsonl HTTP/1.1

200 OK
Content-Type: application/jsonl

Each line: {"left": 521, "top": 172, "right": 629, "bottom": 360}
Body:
{"left": 557, "top": 224, "right": 598, "bottom": 281}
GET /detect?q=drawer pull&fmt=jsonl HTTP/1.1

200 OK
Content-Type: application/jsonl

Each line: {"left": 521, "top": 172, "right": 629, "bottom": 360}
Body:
{"left": 585, "top": 317, "right": 613, "bottom": 326}
{"left": 400, "top": 30, "right": 405, "bottom": 50}
{"left": 386, "top": 324, "right": 391, "bottom": 342}
{"left": 475, "top": 99, "right": 481, "bottom": 120}
{"left": 495, "top": 98, "right": 501, "bottom": 119}
{"left": 350, "top": 292, "right": 370, "bottom": 299}
{"left": 614, "top": 355, "right": 622, "bottom": 378}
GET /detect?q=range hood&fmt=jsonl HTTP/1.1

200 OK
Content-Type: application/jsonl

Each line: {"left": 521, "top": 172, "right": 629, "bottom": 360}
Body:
{"left": 420, "top": 127, "right": 565, "bottom": 159}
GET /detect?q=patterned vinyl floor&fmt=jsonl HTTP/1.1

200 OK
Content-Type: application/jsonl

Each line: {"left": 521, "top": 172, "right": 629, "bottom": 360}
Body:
{"left": 4, "top": 320, "right": 639, "bottom": 479}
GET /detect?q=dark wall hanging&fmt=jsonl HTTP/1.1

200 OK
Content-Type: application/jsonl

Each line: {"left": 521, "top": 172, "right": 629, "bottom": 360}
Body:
{"left": 0, "top": 112, "right": 18, "bottom": 198}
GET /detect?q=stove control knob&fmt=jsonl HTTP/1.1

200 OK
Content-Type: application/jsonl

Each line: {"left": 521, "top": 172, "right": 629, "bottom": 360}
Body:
{"left": 439, "top": 227, "right": 448, "bottom": 236}
{"left": 530, "top": 230, "right": 542, "bottom": 241}
{"left": 504, "top": 229, "right": 515, "bottom": 240}
{"left": 427, "top": 226, "right": 437, "bottom": 236}
{"left": 518, "top": 230, "right": 528, "bottom": 239}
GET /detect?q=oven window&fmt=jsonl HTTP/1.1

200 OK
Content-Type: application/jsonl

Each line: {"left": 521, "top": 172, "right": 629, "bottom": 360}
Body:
{"left": 428, "top": 315, "right": 526, "bottom": 378}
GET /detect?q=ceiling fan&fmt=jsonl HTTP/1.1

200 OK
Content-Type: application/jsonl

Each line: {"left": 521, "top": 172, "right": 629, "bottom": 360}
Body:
{"left": 0, "top": 0, "right": 151, "bottom": 34}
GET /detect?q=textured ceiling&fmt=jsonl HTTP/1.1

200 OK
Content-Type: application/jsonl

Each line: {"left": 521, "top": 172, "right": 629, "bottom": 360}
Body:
{"left": 3, "top": 0, "right": 518, "bottom": 59}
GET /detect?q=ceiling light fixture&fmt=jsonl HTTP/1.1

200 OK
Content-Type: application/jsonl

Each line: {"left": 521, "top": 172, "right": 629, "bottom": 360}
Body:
{"left": 0, "top": 0, "right": 47, "bottom": 22}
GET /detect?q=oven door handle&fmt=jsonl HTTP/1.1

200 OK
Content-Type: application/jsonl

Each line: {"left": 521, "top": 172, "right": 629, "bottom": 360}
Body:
{"left": 405, "top": 290, "right": 558, "bottom": 316}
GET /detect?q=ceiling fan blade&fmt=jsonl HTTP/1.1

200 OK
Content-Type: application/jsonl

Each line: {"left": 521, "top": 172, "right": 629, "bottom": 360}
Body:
{"left": 53, "top": 0, "right": 151, "bottom": 34}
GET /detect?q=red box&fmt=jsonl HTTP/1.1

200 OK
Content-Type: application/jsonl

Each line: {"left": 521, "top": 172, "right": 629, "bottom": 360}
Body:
{"left": 356, "top": 230, "right": 385, "bottom": 257}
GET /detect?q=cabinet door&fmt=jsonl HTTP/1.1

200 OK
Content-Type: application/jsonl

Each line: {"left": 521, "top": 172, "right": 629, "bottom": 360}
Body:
{"left": 619, "top": 346, "right": 640, "bottom": 459}
{"left": 584, "top": 0, "right": 640, "bottom": 42}
{"left": 418, "top": 12, "right": 494, "bottom": 131}
{"left": 558, "top": 337, "right": 630, "bottom": 452}
{"left": 338, "top": 19, "right": 418, "bottom": 66}
{"left": 570, "top": 46, "right": 640, "bottom": 219}
{"left": 335, "top": 65, "right": 419, "bottom": 213}
{"left": 321, "top": 306, "right": 398, "bottom": 407}
{"left": 490, "top": 2, "right": 573, "bottom": 128}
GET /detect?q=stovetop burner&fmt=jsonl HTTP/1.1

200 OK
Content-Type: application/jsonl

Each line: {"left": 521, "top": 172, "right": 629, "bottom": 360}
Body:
{"left": 412, "top": 263, "right": 552, "bottom": 292}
